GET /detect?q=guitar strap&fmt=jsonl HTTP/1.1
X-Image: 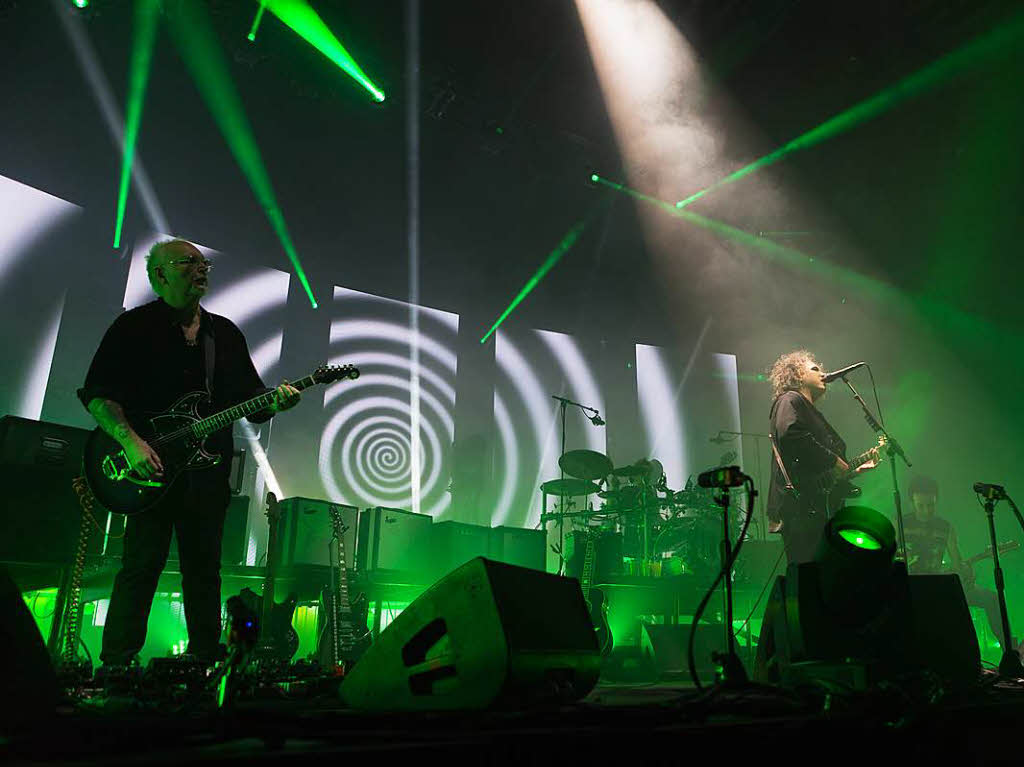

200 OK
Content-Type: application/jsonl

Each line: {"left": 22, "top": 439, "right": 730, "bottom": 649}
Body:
{"left": 201, "top": 318, "right": 216, "bottom": 398}
{"left": 768, "top": 396, "right": 799, "bottom": 534}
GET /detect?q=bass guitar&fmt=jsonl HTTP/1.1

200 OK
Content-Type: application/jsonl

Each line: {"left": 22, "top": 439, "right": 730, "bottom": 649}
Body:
{"left": 317, "top": 505, "right": 371, "bottom": 674}
{"left": 82, "top": 363, "right": 359, "bottom": 516}
{"left": 819, "top": 435, "right": 887, "bottom": 515}
{"left": 579, "top": 533, "right": 612, "bottom": 656}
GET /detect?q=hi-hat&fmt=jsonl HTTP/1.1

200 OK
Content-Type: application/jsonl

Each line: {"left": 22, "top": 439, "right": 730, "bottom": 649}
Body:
{"left": 558, "top": 449, "right": 613, "bottom": 480}
{"left": 540, "top": 478, "right": 601, "bottom": 497}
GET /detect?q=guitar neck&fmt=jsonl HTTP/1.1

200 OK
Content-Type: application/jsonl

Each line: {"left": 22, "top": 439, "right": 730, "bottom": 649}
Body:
{"left": 194, "top": 373, "right": 320, "bottom": 438}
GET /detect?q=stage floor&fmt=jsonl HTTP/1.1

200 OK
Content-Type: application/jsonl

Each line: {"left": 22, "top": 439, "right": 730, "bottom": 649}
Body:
{"left": 5, "top": 677, "right": 1024, "bottom": 766}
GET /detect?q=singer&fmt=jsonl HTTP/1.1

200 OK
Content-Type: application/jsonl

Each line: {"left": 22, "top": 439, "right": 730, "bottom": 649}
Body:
{"left": 765, "top": 350, "right": 880, "bottom": 564}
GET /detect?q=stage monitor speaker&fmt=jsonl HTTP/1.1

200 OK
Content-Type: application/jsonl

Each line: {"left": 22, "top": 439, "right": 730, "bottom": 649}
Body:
{"left": 340, "top": 557, "right": 600, "bottom": 711}
{"left": 276, "top": 497, "right": 358, "bottom": 567}
{"left": 488, "top": 525, "right": 545, "bottom": 571}
{"left": 0, "top": 416, "right": 92, "bottom": 565}
{"left": 430, "top": 520, "right": 490, "bottom": 577}
{"left": 754, "top": 563, "right": 980, "bottom": 690}
{"left": 0, "top": 564, "right": 58, "bottom": 731}
{"left": 356, "top": 506, "right": 432, "bottom": 575}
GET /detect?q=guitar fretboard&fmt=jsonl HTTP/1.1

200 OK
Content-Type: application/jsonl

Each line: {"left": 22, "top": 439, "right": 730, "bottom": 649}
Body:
{"left": 191, "top": 374, "right": 319, "bottom": 439}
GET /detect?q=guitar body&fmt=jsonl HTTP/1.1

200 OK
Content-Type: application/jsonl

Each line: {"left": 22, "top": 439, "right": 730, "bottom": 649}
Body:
{"left": 237, "top": 586, "right": 300, "bottom": 662}
{"left": 80, "top": 364, "right": 360, "bottom": 516}
{"left": 586, "top": 587, "right": 613, "bottom": 657}
{"left": 82, "top": 392, "right": 220, "bottom": 516}
{"left": 317, "top": 588, "right": 372, "bottom": 670}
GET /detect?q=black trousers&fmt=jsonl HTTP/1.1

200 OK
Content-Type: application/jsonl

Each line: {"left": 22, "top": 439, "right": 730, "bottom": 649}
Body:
{"left": 100, "top": 473, "right": 230, "bottom": 665}
{"left": 780, "top": 511, "right": 828, "bottom": 565}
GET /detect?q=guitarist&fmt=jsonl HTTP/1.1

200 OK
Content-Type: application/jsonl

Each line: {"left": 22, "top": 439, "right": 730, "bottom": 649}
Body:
{"left": 903, "top": 475, "right": 1013, "bottom": 648}
{"left": 766, "top": 350, "right": 881, "bottom": 564}
{"left": 77, "top": 239, "right": 300, "bottom": 673}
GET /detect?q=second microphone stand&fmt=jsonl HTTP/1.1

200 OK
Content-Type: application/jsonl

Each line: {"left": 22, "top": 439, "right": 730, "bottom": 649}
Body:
{"left": 839, "top": 374, "right": 912, "bottom": 565}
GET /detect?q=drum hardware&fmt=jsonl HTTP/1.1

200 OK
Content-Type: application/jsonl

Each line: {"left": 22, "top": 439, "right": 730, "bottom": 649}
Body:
{"left": 558, "top": 449, "right": 613, "bottom": 481}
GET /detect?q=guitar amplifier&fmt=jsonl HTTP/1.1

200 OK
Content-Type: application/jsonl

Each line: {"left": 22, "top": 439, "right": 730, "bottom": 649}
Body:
{"left": 431, "top": 521, "right": 491, "bottom": 577}
{"left": 276, "top": 497, "right": 359, "bottom": 568}
{"left": 356, "top": 507, "right": 432, "bottom": 576}
{"left": 488, "top": 526, "right": 545, "bottom": 571}
{"left": 0, "top": 416, "right": 94, "bottom": 565}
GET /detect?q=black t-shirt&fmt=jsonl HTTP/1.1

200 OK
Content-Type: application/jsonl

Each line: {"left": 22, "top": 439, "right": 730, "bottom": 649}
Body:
{"left": 767, "top": 390, "right": 847, "bottom": 522}
{"left": 78, "top": 298, "right": 270, "bottom": 478}
{"left": 902, "top": 514, "right": 950, "bottom": 573}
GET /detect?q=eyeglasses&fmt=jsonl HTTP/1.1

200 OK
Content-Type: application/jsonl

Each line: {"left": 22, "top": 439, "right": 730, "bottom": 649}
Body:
{"left": 167, "top": 256, "right": 213, "bottom": 270}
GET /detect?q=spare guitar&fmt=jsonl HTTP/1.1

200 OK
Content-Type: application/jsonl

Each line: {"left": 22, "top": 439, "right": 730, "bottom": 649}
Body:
{"left": 579, "top": 533, "right": 612, "bottom": 657}
{"left": 316, "top": 506, "right": 371, "bottom": 674}
{"left": 82, "top": 363, "right": 359, "bottom": 516}
{"left": 956, "top": 541, "right": 1020, "bottom": 586}
{"left": 235, "top": 492, "right": 299, "bottom": 662}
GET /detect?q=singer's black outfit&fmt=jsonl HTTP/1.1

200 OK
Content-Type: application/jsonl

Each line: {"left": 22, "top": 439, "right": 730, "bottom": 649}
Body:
{"left": 767, "top": 390, "right": 847, "bottom": 564}
{"left": 79, "top": 299, "right": 270, "bottom": 665}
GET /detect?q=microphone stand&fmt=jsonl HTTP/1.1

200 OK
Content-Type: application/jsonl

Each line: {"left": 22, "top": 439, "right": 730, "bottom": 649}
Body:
{"left": 549, "top": 395, "right": 605, "bottom": 575}
{"left": 713, "top": 431, "right": 770, "bottom": 539}
{"left": 979, "top": 490, "right": 1024, "bottom": 678}
{"left": 839, "top": 375, "right": 912, "bottom": 565}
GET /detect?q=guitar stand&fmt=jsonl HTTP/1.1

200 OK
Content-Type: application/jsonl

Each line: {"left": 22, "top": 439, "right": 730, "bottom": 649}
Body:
{"left": 980, "top": 493, "right": 1024, "bottom": 679}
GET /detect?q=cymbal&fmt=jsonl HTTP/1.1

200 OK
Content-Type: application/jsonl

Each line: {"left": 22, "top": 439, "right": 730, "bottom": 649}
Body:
{"left": 559, "top": 449, "right": 613, "bottom": 481}
{"left": 540, "top": 478, "right": 601, "bottom": 497}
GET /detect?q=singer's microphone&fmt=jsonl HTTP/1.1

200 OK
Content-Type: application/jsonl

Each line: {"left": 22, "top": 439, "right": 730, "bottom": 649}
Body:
{"left": 697, "top": 465, "right": 747, "bottom": 489}
{"left": 973, "top": 482, "right": 1006, "bottom": 500}
{"left": 823, "top": 361, "right": 866, "bottom": 383}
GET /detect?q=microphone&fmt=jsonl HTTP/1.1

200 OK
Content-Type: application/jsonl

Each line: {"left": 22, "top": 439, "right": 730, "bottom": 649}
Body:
{"left": 589, "top": 413, "right": 605, "bottom": 426}
{"left": 974, "top": 482, "right": 1006, "bottom": 500}
{"left": 823, "top": 361, "right": 866, "bottom": 383}
{"left": 697, "top": 465, "right": 747, "bottom": 489}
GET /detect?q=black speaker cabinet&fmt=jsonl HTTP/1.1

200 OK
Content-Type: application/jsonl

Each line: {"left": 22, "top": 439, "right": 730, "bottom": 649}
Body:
{"left": 340, "top": 558, "right": 601, "bottom": 710}
{"left": 356, "top": 506, "right": 432, "bottom": 574}
{"left": 641, "top": 622, "right": 726, "bottom": 684}
{"left": 0, "top": 564, "right": 58, "bottom": 729}
{"left": 0, "top": 416, "right": 91, "bottom": 565}
{"left": 430, "top": 520, "right": 490, "bottom": 577}
{"left": 754, "top": 562, "right": 980, "bottom": 690}
{"left": 276, "top": 497, "right": 359, "bottom": 567}
{"left": 488, "top": 525, "right": 545, "bottom": 571}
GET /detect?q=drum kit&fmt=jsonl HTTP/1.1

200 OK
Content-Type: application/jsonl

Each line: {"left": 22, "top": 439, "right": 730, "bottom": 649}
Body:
{"left": 540, "top": 448, "right": 724, "bottom": 579}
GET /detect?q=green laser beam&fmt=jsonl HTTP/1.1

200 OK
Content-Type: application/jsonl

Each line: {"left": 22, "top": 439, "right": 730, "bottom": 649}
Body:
{"left": 113, "top": 0, "right": 160, "bottom": 249}
{"left": 247, "top": 1, "right": 267, "bottom": 42}
{"left": 480, "top": 220, "right": 589, "bottom": 344}
{"left": 167, "top": 0, "right": 317, "bottom": 308}
{"left": 265, "top": 0, "right": 385, "bottom": 102}
{"left": 675, "top": 9, "right": 1024, "bottom": 209}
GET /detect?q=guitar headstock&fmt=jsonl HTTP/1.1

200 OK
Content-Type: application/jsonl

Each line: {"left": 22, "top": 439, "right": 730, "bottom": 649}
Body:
{"left": 313, "top": 363, "right": 361, "bottom": 385}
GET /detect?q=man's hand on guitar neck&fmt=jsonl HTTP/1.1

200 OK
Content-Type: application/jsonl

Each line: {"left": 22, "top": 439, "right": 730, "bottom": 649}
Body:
{"left": 854, "top": 444, "right": 884, "bottom": 474}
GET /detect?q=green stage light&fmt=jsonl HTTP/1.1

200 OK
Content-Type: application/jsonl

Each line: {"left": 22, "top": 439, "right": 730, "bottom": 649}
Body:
{"left": 74, "top": 0, "right": 89, "bottom": 8}
{"left": 838, "top": 529, "right": 882, "bottom": 551}
{"left": 113, "top": 0, "right": 160, "bottom": 249}
{"left": 265, "top": 0, "right": 385, "bottom": 102}
{"left": 675, "top": 10, "right": 1024, "bottom": 209}
{"left": 168, "top": 0, "right": 318, "bottom": 308}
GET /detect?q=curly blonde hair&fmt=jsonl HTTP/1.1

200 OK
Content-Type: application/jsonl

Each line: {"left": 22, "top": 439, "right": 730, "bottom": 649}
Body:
{"left": 768, "top": 349, "right": 821, "bottom": 400}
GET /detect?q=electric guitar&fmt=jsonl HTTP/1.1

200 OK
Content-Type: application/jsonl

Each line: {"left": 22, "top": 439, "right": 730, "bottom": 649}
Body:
{"left": 818, "top": 435, "right": 887, "bottom": 515}
{"left": 579, "top": 533, "right": 612, "bottom": 657}
{"left": 236, "top": 492, "right": 299, "bottom": 662}
{"left": 317, "top": 506, "right": 372, "bottom": 674}
{"left": 956, "top": 541, "right": 1020, "bottom": 586}
{"left": 82, "top": 363, "right": 359, "bottom": 516}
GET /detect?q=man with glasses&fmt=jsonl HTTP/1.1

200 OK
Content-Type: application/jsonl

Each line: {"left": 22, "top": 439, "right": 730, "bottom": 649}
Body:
{"left": 78, "top": 239, "right": 300, "bottom": 674}
{"left": 765, "top": 350, "right": 880, "bottom": 564}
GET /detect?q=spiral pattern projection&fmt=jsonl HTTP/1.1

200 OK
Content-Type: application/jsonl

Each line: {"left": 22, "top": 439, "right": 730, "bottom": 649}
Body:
{"left": 320, "top": 286, "right": 458, "bottom": 517}
{"left": 493, "top": 328, "right": 606, "bottom": 528}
